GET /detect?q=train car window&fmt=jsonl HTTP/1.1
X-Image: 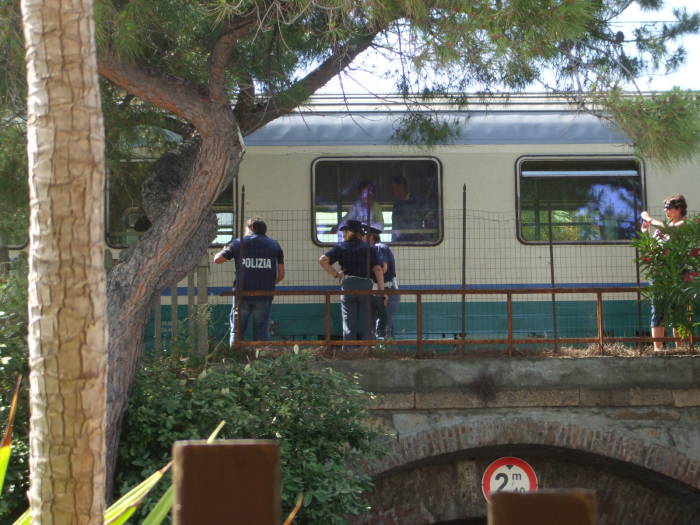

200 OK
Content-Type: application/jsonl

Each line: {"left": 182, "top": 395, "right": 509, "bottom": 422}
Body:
{"left": 105, "top": 162, "right": 150, "bottom": 248}
{"left": 312, "top": 157, "right": 442, "bottom": 245}
{"left": 106, "top": 162, "right": 235, "bottom": 248}
{"left": 517, "top": 157, "right": 643, "bottom": 244}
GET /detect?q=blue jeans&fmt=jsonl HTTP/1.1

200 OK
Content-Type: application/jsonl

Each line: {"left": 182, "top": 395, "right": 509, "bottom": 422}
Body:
{"left": 229, "top": 298, "right": 272, "bottom": 346}
{"left": 340, "top": 276, "right": 373, "bottom": 342}
{"left": 374, "top": 292, "right": 400, "bottom": 338}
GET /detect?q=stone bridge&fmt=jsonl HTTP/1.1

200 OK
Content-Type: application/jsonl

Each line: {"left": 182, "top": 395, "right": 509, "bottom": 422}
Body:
{"left": 323, "top": 356, "right": 700, "bottom": 525}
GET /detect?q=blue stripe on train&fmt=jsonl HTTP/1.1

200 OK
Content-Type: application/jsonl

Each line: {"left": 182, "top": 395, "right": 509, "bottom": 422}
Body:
{"left": 161, "top": 282, "right": 645, "bottom": 296}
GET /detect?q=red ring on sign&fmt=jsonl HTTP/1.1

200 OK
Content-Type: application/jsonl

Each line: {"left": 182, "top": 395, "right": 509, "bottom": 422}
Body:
{"left": 481, "top": 456, "right": 538, "bottom": 501}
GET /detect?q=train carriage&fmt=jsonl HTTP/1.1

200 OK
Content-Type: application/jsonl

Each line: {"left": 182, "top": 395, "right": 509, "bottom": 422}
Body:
{"left": 104, "top": 95, "right": 700, "bottom": 348}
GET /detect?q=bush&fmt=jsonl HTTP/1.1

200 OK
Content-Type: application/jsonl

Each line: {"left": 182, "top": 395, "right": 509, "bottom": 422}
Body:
{"left": 116, "top": 352, "right": 385, "bottom": 524}
{"left": 0, "top": 257, "right": 30, "bottom": 522}
{"left": 1, "top": 254, "right": 385, "bottom": 523}
{"left": 633, "top": 215, "right": 700, "bottom": 336}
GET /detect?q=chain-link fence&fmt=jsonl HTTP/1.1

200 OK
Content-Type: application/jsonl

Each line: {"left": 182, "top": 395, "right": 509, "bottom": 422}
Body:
{"left": 147, "top": 201, "right": 697, "bottom": 355}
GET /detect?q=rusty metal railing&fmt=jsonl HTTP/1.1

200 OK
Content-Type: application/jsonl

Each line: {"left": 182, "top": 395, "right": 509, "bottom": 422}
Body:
{"left": 222, "top": 286, "right": 695, "bottom": 357}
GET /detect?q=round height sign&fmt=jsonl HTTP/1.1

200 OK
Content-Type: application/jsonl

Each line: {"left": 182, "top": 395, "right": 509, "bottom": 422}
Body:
{"left": 481, "top": 457, "right": 538, "bottom": 500}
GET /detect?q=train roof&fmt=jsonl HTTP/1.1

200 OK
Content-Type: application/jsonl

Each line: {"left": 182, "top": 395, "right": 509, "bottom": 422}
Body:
{"left": 245, "top": 94, "right": 631, "bottom": 147}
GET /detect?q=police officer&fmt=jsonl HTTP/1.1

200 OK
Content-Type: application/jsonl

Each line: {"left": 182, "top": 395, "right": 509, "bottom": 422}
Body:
{"left": 367, "top": 225, "right": 399, "bottom": 339}
{"left": 214, "top": 217, "right": 285, "bottom": 346}
{"left": 319, "top": 220, "right": 385, "bottom": 344}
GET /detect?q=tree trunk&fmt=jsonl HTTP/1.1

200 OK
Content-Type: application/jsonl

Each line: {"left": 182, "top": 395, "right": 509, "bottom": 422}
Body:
{"left": 93, "top": 26, "right": 373, "bottom": 496}
{"left": 21, "top": 0, "right": 108, "bottom": 523}
{"left": 104, "top": 115, "right": 243, "bottom": 496}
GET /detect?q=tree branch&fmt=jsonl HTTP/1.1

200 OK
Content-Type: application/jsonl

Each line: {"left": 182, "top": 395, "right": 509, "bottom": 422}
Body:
{"left": 237, "top": 32, "right": 380, "bottom": 134}
{"left": 99, "top": 54, "right": 211, "bottom": 128}
{"left": 233, "top": 70, "right": 256, "bottom": 124}
{"left": 208, "top": 16, "right": 260, "bottom": 103}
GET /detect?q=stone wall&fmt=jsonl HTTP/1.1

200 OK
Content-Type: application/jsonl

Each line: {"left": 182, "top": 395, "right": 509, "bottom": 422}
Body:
{"left": 320, "top": 356, "right": 700, "bottom": 525}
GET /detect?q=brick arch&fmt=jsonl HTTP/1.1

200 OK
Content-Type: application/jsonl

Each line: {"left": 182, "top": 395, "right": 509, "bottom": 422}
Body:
{"left": 368, "top": 417, "right": 700, "bottom": 489}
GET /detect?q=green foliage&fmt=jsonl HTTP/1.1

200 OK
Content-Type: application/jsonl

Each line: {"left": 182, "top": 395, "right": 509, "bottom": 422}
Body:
{"left": 633, "top": 216, "right": 700, "bottom": 336}
{"left": 0, "top": 120, "right": 28, "bottom": 247}
{"left": 95, "top": 0, "right": 388, "bottom": 101}
{"left": 391, "top": 112, "right": 462, "bottom": 147}
{"left": 0, "top": 258, "right": 29, "bottom": 522}
{"left": 603, "top": 88, "right": 700, "bottom": 167}
{"left": 103, "top": 462, "right": 173, "bottom": 525}
{"left": 101, "top": 83, "right": 187, "bottom": 167}
{"left": 116, "top": 353, "right": 384, "bottom": 524}
{"left": 1, "top": 376, "right": 22, "bottom": 496}
{"left": 0, "top": 1, "right": 25, "bottom": 114}
{"left": 13, "top": 461, "right": 174, "bottom": 525}
{"left": 401, "top": 0, "right": 596, "bottom": 89}
{"left": 5, "top": 0, "right": 700, "bottom": 158}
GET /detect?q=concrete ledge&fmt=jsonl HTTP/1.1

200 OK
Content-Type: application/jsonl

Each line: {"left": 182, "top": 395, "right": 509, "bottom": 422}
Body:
{"left": 323, "top": 356, "right": 700, "bottom": 393}
{"left": 371, "top": 392, "right": 416, "bottom": 410}
{"left": 490, "top": 389, "right": 580, "bottom": 408}
{"left": 673, "top": 388, "right": 700, "bottom": 407}
{"left": 370, "top": 388, "right": 700, "bottom": 410}
{"left": 610, "top": 409, "right": 681, "bottom": 421}
{"left": 579, "top": 388, "right": 675, "bottom": 407}
{"left": 414, "top": 389, "right": 581, "bottom": 409}
{"left": 416, "top": 391, "right": 482, "bottom": 409}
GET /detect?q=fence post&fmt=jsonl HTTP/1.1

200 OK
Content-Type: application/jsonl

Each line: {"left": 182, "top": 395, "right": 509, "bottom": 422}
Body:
{"left": 634, "top": 246, "right": 644, "bottom": 350}
{"left": 234, "top": 185, "right": 246, "bottom": 351}
{"left": 152, "top": 294, "right": 161, "bottom": 353}
{"left": 507, "top": 292, "right": 513, "bottom": 357}
{"left": 171, "top": 284, "right": 179, "bottom": 356}
{"left": 0, "top": 241, "right": 8, "bottom": 275}
{"left": 416, "top": 292, "right": 424, "bottom": 357}
{"left": 173, "top": 440, "right": 280, "bottom": 525}
{"left": 461, "top": 184, "right": 467, "bottom": 353}
{"left": 187, "top": 270, "right": 195, "bottom": 347}
{"left": 489, "top": 491, "right": 596, "bottom": 525}
{"left": 196, "top": 254, "right": 209, "bottom": 356}
{"left": 596, "top": 291, "right": 605, "bottom": 354}
{"left": 325, "top": 294, "right": 332, "bottom": 354}
{"left": 547, "top": 206, "right": 559, "bottom": 352}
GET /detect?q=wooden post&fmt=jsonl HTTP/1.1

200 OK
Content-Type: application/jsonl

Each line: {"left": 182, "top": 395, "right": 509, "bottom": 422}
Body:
{"left": 196, "top": 255, "right": 208, "bottom": 356}
{"left": 187, "top": 271, "right": 195, "bottom": 346}
{"left": 416, "top": 293, "right": 424, "bottom": 357}
{"left": 173, "top": 440, "right": 280, "bottom": 525}
{"left": 596, "top": 292, "right": 604, "bottom": 354}
{"left": 461, "top": 184, "right": 467, "bottom": 353}
{"left": 171, "top": 285, "right": 179, "bottom": 356}
{"left": 489, "top": 490, "right": 596, "bottom": 525}
{"left": 0, "top": 237, "right": 9, "bottom": 275}
{"left": 152, "top": 294, "right": 161, "bottom": 352}
{"left": 507, "top": 292, "right": 513, "bottom": 358}
{"left": 325, "top": 294, "right": 331, "bottom": 354}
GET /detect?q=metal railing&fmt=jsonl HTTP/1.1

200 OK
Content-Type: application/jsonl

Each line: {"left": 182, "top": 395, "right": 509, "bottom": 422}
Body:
{"left": 221, "top": 286, "right": 694, "bottom": 357}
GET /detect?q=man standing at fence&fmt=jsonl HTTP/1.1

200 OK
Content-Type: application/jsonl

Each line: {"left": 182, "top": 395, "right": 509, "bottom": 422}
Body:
{"left": 367, "top": 225, "right": 399, "bottom": 339}
{"left": 214, "top": 217, "right": 285, "bottom": 347}
{"left": 319, "top": 220, "right": 386, "bottom": 345}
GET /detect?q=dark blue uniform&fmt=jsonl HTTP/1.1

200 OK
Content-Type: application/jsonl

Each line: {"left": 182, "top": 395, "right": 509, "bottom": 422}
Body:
{"left": 372, "top": 242, "right": 399, "bottom": 338}
{"left": 221, "top": 234, "right": 284, "bottom": 343}
{"left": 324, "top": 239, "right": 379, "bottom": 277}
{"left": 324, "top": 239, "right": 379, "bottom": 342}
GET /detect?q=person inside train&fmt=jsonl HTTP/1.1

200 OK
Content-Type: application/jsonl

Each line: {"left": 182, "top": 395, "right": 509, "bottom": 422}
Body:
{"left": 389, "top": 174, "right": 434, "bottom": 242}
{"left": 640, "top": 194, "right": 688, "bottom": 351}
{"left": 366, "top": 225, "right": 399, "bottom": 339}
{"left": 319, "top": 220, "right": 386, "bottom": 346}
{"left": 331, "top": 180, "right": 384, "bottom": 235}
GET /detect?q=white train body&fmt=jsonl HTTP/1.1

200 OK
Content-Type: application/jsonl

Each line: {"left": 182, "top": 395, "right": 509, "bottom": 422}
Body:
{"left": 108, "top": 95, "right": 700, "bottom": 342}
